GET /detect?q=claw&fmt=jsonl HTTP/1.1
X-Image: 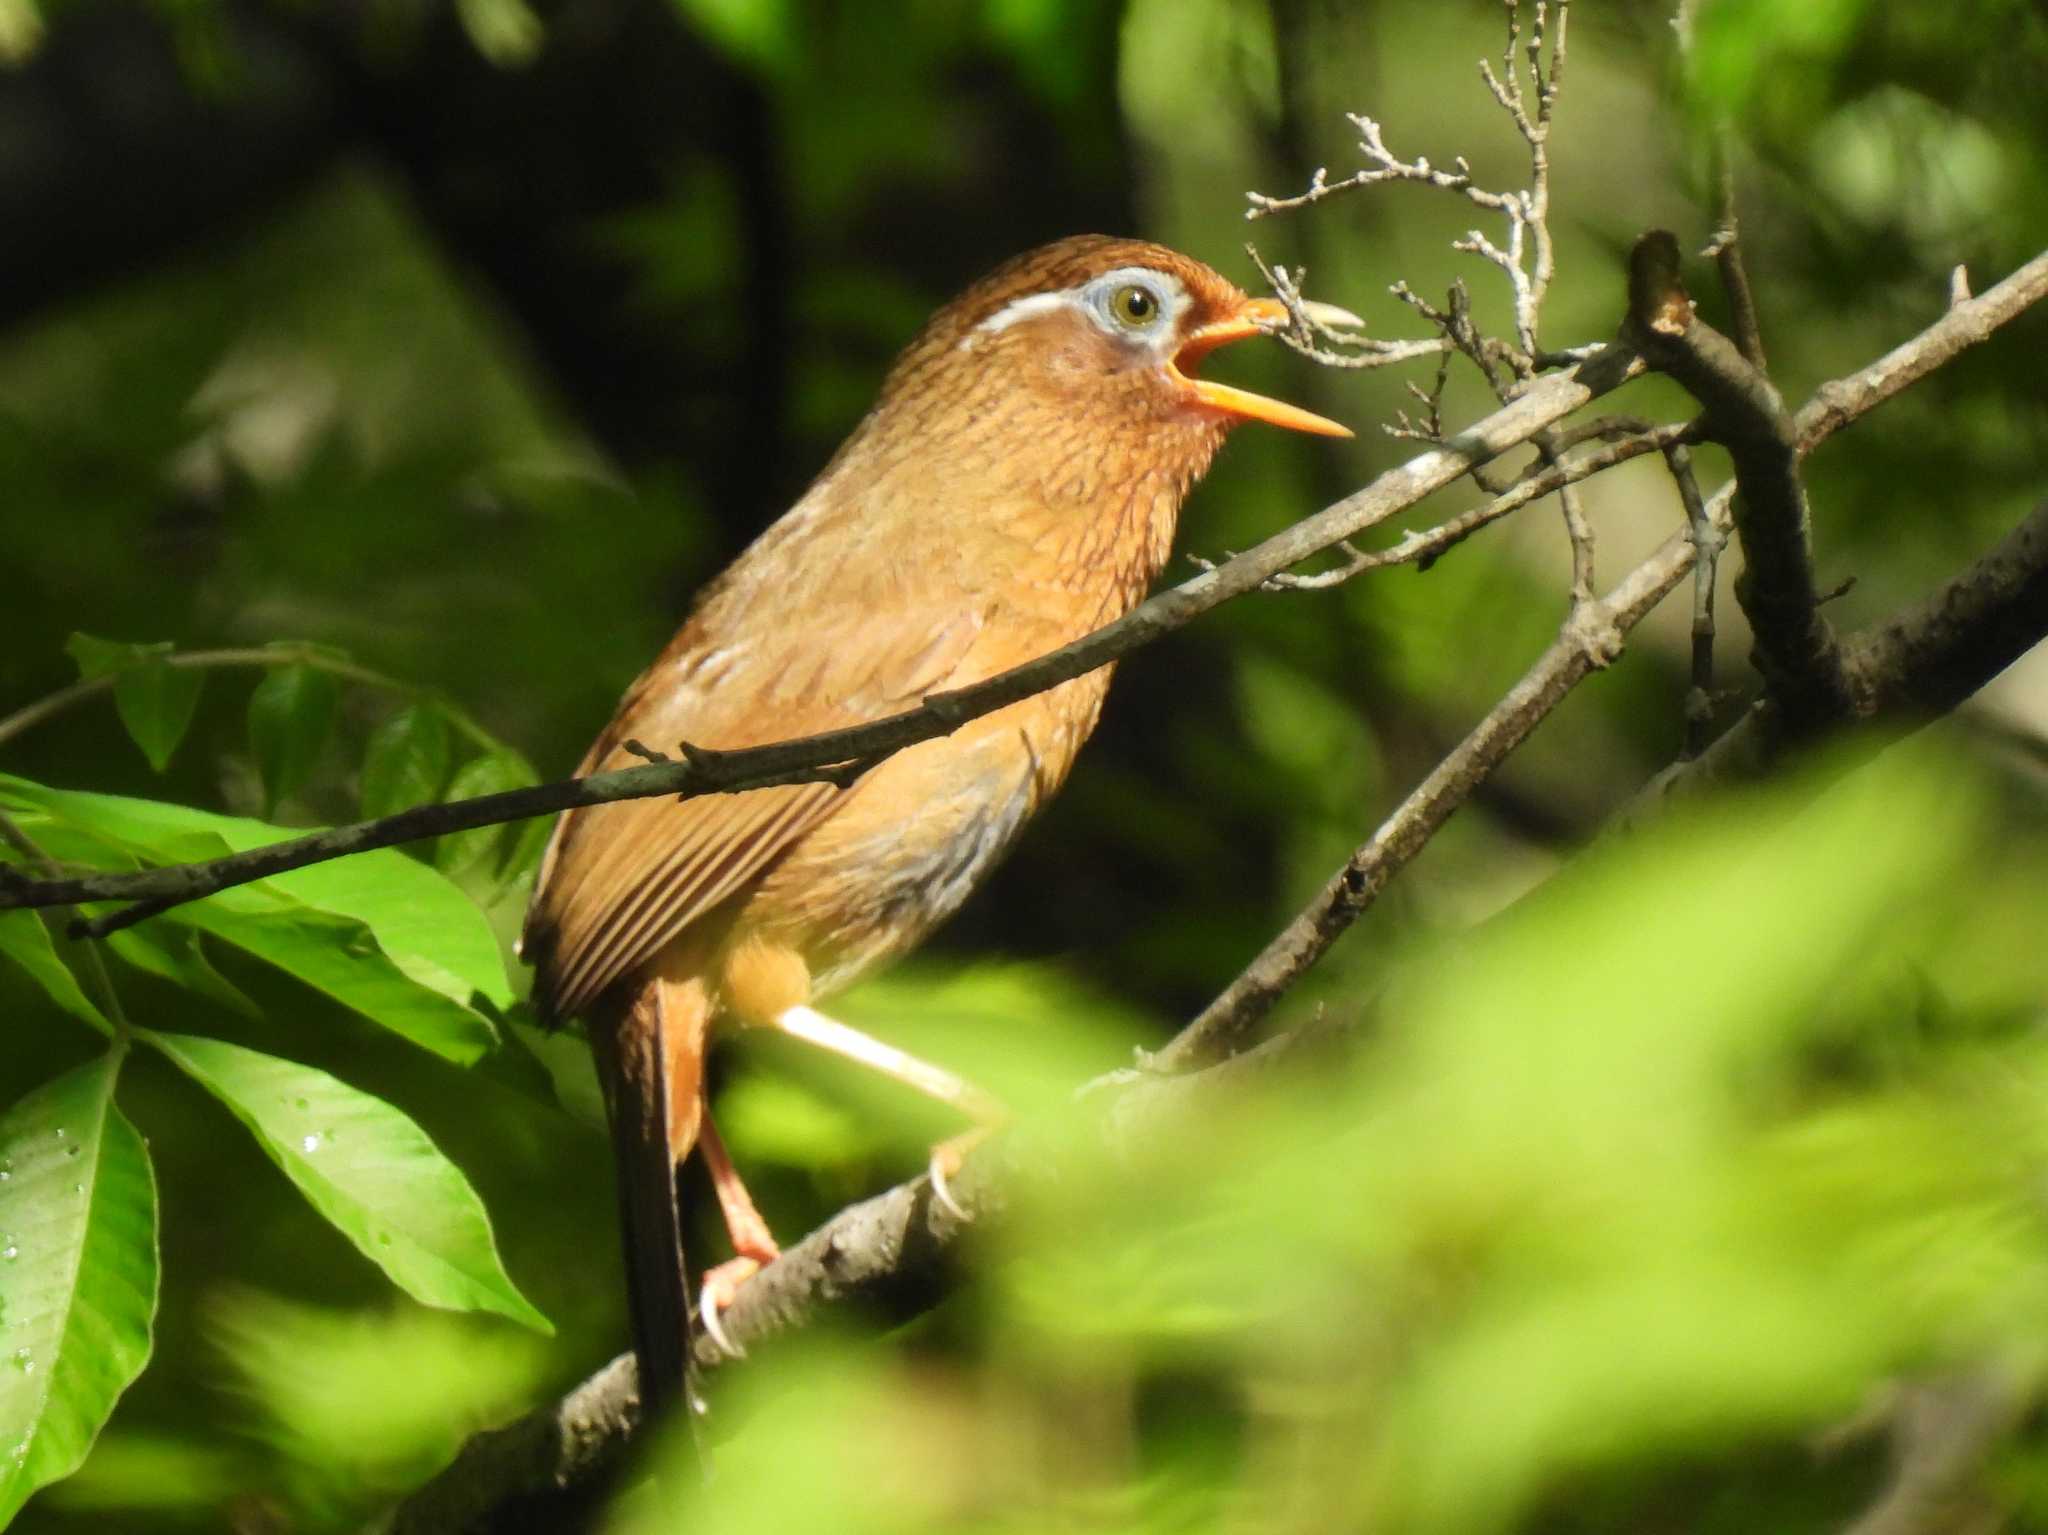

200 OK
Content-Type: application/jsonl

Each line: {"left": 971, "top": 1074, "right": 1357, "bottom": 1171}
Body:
{"left": 927, "top": 1126, "right": 993, "bottom": 1223}
{"left": 697, "top": 1255, "right": 763, "bottom": 1361}
{"left": 928, "top": 1154, "right": 969, "bottom": 1223}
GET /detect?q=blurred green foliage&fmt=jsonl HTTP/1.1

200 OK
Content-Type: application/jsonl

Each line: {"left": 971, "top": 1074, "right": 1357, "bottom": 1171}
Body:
{"left": 1, "top": 0, "right": 2045, "bottom": 1529}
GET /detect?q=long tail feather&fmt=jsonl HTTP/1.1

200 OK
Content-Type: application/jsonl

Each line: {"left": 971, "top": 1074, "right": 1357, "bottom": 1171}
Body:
{"left": 590, "top": 974, "right": 710, "bottom": 1441}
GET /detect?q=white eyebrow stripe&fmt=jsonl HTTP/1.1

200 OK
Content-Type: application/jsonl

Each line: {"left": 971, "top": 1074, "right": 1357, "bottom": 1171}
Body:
{"left": 971, "top": 290, "right": 1079, "bottom": 338}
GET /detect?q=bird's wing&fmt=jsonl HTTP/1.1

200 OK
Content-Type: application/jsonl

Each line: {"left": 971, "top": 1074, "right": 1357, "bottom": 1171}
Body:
{"left": 525, "top": 601, "right": 985, "bottom": 1020}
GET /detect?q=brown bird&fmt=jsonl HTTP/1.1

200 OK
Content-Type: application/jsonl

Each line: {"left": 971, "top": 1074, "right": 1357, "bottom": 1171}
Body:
{"left": 521, "top": 234, "right": 1351, "bottom": 1416}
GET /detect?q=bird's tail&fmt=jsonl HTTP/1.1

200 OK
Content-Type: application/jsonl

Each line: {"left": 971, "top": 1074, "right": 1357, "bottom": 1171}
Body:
{"left": 589, "top": 970, "right": 711, "bottom": 1430}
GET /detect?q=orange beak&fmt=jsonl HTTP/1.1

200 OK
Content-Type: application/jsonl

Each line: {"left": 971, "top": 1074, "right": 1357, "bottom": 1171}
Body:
{"left": 1171, "top": 296, "right": 1353, "bottom": 438}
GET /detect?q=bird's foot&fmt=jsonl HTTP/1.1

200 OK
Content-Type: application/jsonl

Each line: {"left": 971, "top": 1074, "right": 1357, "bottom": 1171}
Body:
{"left": 698, "top": 1253, "right": 771, "bottom": 1361}
{"left": 928, "top": 1125, "right": 995, "bottom": 1222}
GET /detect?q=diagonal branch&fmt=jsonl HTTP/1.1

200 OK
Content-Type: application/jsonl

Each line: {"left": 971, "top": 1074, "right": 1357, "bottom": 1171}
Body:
{"left": 384, "top": 1018, "right": 1348, "bottom": 1534}
{"left": 377, "top": 241, "right": 2048, "bottom": 1532}
{"left": 1158, "top": 241, "right": 2048, "bottom": 1072}
{"left": 1626, "top": 230, "right": 1853, "bottom": 724}
{"left": 1652, "top": 494, "right": 2048, "bottom": 806}
{"left": 1153, "top": 506, "right": 1704, "bottom": 1074}
{"left": 0, "top": 345, "right": 1647, "bottom": 937}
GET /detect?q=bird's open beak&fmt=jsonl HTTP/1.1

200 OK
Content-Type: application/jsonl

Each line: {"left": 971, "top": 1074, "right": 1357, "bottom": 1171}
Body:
{"left": 1172, "top": 296, "right": 1355, "bottom": 438}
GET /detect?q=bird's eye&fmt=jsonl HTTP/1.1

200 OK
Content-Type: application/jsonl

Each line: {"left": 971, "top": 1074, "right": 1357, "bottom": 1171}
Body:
{"left": 1108, "top": 282, "right": 1160, "bottom": 329}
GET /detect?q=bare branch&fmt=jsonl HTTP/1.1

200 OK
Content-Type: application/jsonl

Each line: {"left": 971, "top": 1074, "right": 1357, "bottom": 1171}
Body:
{"left": 1837, "top": 1374, "right": 2021, "bottom": 1535}
{"left": 1267, "top": 421, "right": 1691, "bottom": 591}
{"left": 0, "top": 346, "right": 1649, "bottom": 934}
{"left": 1662, "top": 441, "right": 1724, "bottom": 758}
{"left": 1157, "top": 245, "right": 2048, "bottom": 1071}
{"left": 379, "top": 240, "right": 2048, "bottom": 1528}
{"left": 1626, "top": 230, "right": 1854, "bottom": 724}
{"left": 1705, "top": 154, "right": 1768, "bottom": 373}
{"left": 1654, "top": 493, "right": 2048, "bottom": 808}
{"left": 1153, "top": 508, "right": 1700, "bottom": 1074}
{"left": 1249, "top": 0, "right": 1571, "bottom": 362}
{"left": 387, "top": 1022, "right": 1347, "bottom": 1532}
{"left": 1794, "top": 249, "right": 2048, "bottom": 442}
{"left": 1243, "top": 242, "right": 1452, "bottom": 371}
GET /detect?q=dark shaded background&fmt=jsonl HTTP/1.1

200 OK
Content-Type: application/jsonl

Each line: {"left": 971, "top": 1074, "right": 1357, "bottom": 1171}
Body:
{"left": 3, "top": 0, "right": 2045, "bottom": 1528}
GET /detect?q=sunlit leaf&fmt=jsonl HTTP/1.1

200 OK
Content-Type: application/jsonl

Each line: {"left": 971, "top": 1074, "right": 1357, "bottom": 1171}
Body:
{"left": 247, "top": 664, "right": 340, "bottom": 816}
{"left": 173, "top": 902, "right": 496, "bottom": 1064}
{"left": 454, "top": 0, "right": 542, "bottom": 65}
{"left": 206, "top": 1287, "right": 550, "bottom": 1509}
{"left": 0, "top": 0, "right": 43, "bottom": 64}
{"left": 0, "top": 777, "right": 507, "bottom": 1063}
{"left": 141, "top": 1031, "right": 550, "bottom": 1333}
{"left": 0, "top": 1053, "right": 159, "bottom": 1526}
{"left": 0, "top": 911, "right": 111, "bottom": 1037}
{"left": 669, "top": 0, "right": 794, "bottom": 76}
{"left": 104, "top": 925, "right": 257, "bottom": 1020}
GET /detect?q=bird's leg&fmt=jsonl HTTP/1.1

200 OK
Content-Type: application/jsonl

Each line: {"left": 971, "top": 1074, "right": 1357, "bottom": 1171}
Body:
{"left": 695, "top": 1099, "right": 780, "bottom": 1359}
{"left": 768, "top": 1003, "right": 1008, "bottom": 1218}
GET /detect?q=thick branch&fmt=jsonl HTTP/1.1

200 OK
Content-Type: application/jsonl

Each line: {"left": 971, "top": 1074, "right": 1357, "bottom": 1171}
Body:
{"left": 1655, "top": 495, "right": 2048, "bottom": 803}
{"left": 385, "top": 1021, "right": 1344, "bottom": 1533}
{"left": 0, "top": 344, "right": 1646, "bottom": 936}
{"left": 1159, "top": 244, "right": 2048, "bottom": 1071}
{"left": 381, "top": 243, "right": 2048, "bottom": 1531}
{"left": 1628, "top": 244, "right": 2048, "bottom": 803}
{"left": 1846, "top": 497, "right": 2048, "bottom": 718}
{"left": 1627, "top": 230, "right": 1852, "bottom": 723}
{"left": 1154, "top": 512, "right": 1704, "bottom": 1073}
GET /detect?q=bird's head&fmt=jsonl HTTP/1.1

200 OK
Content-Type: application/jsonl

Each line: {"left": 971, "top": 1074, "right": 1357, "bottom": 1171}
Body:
{"left": 866, "top": 236, "right": 1351, "bottom": 482}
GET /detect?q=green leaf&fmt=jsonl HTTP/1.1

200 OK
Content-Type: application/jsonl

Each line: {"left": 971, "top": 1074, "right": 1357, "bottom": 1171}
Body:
{"left": 247, "top": 665, "right": 340, "bottom": 816}
{"left": 103, "top": 927, "right": 257, "bottom": 1020}
{"left": 0, "top": 1054, "right": 160, "bottom": 1525}
{"left": 63, "top": 633, "right": 151, "bottom": 682}
{"left": 0, "top": 777, "right": 508, "bottom": 1064}
{"left": 62, "top": 635, "right": 203, "bottom": 773}
{"left": 206, "top": 1290, "right": 551, "bottom": 1490}
{"left": 0, "top": 912, "right": 111, "bottom": 1037}
{"left": 115, "top": 664, "right": 202, "bottom": 776}
{"left": 436, "top": 749, "right": 539, "bottom": 879}
{"left": 359, "top": 704, "right": 454, "bottom": 821}
{"left": 141, "top": 1032, "right": 551, "bottom": 1333}
{"left": 174, "top": 902, "right": 496, "bottom": 1064}
{"left": 0, "top": 0, "right": 43, "bottom": 65}
{"left": 671, "top": 0, "right": 794, "bottom": 76}
{"left": 502, "top": 806, "right": 554, "bottom": 883}
{"left": 454, "top": 0, "right": 542, "bottom": 64}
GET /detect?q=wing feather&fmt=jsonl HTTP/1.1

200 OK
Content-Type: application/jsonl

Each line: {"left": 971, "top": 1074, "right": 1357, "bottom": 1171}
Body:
{"left": 526, "top": 601, "right": 985, "bottom": 1020}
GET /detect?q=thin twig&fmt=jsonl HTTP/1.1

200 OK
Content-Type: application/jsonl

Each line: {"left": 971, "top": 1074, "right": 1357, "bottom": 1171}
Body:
{"left": 1706, "top": 151, "right": 1768, "bottom": 373}
{"left": 1626, "top": 230, "right": 1853, "bottom": 725}
{"left": 1244, "top": 243, "right": 1452, "bottom": 370}
{"left": 1157, "top": 244, "right": 2048, "bottom": 1071}
{"left": 0, "top": 346, "right": 1651, "bottom": 935}
{"left": 1662, "top": 442, "right": 1723, "bottom": 758}
{"left": 1268, "top": 421, "right": 1692, "bottom": 591}
{"left": 1153, "top": 505, "right": 1701, "bottom": 1074}
{"left": 0, "top": 644, "right": 503, "bottom": 756}
{"left": 1250, "top": 0, "right": 1569, "bottom": 362}
{"left": 0, "top": 809, "right": 128, "bottom": 1038}
{"left": 386, "top": 1020, "right": 1347, "bottom": 1532}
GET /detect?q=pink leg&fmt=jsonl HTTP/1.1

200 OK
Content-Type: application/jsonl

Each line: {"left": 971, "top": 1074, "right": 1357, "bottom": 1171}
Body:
{"left": 695, "top": 1100, "right": 779, "bottom": 1358}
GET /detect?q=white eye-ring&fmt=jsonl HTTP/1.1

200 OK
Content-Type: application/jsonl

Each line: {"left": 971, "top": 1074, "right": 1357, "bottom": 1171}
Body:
{"left": 966, "top": 267, "right": 1189, "bottom": 348}
{"left": 1082, "top": 269, "right": 1183, "bottom": 339}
